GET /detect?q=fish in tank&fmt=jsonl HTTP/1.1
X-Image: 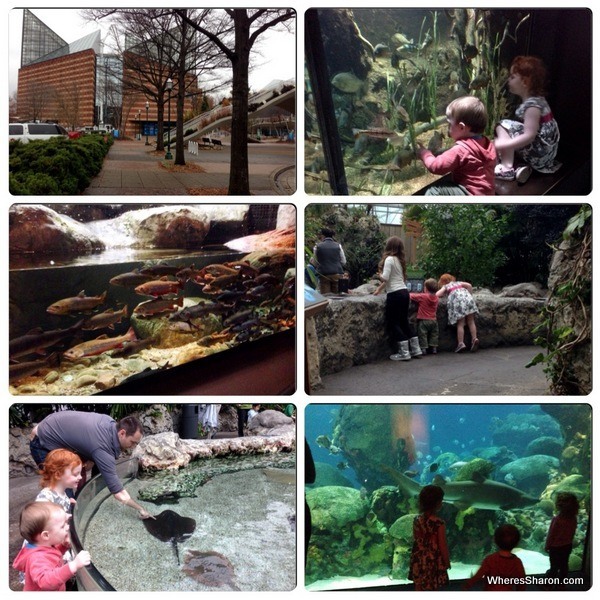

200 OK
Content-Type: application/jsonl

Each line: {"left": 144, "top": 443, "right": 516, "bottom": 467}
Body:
{"left": 305, "top": 404, "right": 591, "bottom": 590}
{"left": 304, "top": 8, "right": 592, "bottom": 195}
{"left": 8, "top": 204, "right": 296, "bottom": 395}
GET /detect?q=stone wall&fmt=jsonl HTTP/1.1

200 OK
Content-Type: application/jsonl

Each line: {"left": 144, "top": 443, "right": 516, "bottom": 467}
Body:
{"left": 314, "top": 288, "right": 546, "bottom": 376}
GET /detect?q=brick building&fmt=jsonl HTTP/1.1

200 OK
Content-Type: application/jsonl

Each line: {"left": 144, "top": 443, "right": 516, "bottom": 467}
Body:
{"left": 16, "top": 9, "right": 197, "bottom": 138}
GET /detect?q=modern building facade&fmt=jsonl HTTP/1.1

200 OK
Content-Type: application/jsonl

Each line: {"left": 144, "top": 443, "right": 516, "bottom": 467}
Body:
{"left": 16, "top": 9, "right": 195, "bottom": 138}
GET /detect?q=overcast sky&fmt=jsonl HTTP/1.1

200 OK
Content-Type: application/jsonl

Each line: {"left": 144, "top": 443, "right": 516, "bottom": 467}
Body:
{"left": 8, "top": 7, "right": 296, "bottom": 97}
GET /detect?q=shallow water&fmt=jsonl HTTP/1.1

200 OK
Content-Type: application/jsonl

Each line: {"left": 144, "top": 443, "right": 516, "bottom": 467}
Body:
{"left": 84, "top": 468, "right": 296, "bottom": 591}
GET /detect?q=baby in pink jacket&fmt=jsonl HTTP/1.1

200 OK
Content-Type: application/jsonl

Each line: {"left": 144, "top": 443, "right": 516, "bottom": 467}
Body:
{"left": 13, "top": 501, "right": 90, "bottom": 591}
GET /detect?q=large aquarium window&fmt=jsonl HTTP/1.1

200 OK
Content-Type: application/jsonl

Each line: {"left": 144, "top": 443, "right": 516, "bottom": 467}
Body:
{"left": 305, "top": 404, "right": 591, "bottom": 590}
{"left": 9, "top": 203, "right": 296, "bottom": 395}
{"left": 305, "top": 8, "right": 592, "bottom": 195}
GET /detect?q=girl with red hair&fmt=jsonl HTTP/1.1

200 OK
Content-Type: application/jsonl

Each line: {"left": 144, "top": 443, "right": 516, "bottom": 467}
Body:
{"left": 494, "top": 55, "right": 561, "bottom": 182}
{"left": 37, "top": 449, "right": 83, "bottom": 512}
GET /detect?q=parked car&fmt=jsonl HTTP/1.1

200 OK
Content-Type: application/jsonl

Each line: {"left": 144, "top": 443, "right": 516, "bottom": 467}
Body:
{"left": 9, "top": 122, "right": 69, "bottom": 144}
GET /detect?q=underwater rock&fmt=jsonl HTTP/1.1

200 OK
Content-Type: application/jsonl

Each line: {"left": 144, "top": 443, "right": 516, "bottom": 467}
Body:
{"left": 525, "top": 436, "right": 564, "bottom": 458}
{"left": 388, "top": 513, "right": 417, "bottom": 542}
{"left": 541, "top": 474, "right": 589, "bottom": 503}
{"left": 316, "top": 9, "right": 372, "bottom": 80}
{"left": 490, "top": 412, "right": 561, "bottom": 455}
{"left": 9, "top": 204, "right": 105, "bottom": 256}
{"left": 137, "top": 452, "right": 295, "bottom": 502}
{"left": 306, "top": 486, "right": 369, "bottom": 531}
{"left": 370, "top": 486, "right": 406, "bottom": 527}
{"left": 499, "top": 455, "right": 560, "bottom": 496}
{"left": 541, "top": 404, "right": 591, "bottom": 474}
{"left": 331, "top": 405, "right": 415, "bottom": 491}
{"left": 182, "top": 550, "right": 240, "bottom": 591}
{"left": 453, "top": 458, "right": 495, "bottom": 481}
{"left": 472, "top": 446, "right": 517, "bottom": 469}
{"left": 308, "top": 462, "right": 354, "bottom": 488}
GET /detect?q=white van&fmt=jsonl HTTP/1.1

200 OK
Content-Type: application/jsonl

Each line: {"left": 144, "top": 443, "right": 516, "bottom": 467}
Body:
{"left": 9, "top": 122, "right": 69, "bottom": 144}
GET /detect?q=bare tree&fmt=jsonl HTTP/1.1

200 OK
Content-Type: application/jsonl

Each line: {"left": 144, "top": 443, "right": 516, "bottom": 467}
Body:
{"left": 54, "top": 81, "right": 82, "bottom": 130}
{"left": 84, "top": 8, "right": 178, "bottom": 150}
{"left": 84, "top": 8, "right": 228, "bottom": 160}
{"left": 20, "top": 86, "right": 48, "bottom": 122}
{"left": 176, "top": 8, "right": 295, "bottom": 194}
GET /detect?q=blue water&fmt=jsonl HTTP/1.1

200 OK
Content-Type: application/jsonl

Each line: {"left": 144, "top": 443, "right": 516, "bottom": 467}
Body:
{"left": 306, "top": 403, "right": 535, "bottom": 487}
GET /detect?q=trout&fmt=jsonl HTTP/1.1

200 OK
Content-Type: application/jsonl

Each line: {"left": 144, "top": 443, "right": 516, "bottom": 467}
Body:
{"left": 63, "top": 328, "right": 137, "bottom": 361}
{"left": 47, "top": 290, "right": 107, "bottom": 315}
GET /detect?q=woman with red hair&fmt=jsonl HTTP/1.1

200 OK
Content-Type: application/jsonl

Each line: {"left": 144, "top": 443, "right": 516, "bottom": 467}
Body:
{"left": 494, "top": 55, "right": 561, "bottom": 182}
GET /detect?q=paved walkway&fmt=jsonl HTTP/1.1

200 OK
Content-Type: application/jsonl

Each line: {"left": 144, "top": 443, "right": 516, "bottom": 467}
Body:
{"left": 83, "top": 138, "right": 296, "bottom": 196}
{"left": 311, "top": 346, "right": 549, "bottom": 396}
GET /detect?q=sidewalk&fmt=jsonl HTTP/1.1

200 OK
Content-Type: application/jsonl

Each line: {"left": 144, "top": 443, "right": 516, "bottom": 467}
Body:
{"left": 83, "top": 138, "right": 296, "bottom": 196}
{"left": 311, "top": 346, "right": 549, "bottom": 396}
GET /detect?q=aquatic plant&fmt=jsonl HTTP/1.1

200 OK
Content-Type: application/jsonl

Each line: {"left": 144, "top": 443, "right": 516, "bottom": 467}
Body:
{"left": 472, "top": 13, "right": 531, "bottom": 136}
{"left": 423, "top": 10, "right": 439, "bottom": 122}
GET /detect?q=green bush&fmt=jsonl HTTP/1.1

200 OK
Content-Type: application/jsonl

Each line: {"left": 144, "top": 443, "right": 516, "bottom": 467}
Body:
{"left": 416, "top": 204, "right": 509, "bottom": 287}
{"left": 9, "top": 135, "right": 113, "bottom": 195}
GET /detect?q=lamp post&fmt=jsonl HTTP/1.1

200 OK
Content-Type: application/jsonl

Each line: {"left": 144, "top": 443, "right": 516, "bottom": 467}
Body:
{"left": 145, "top": 100, "right": 150, "bottom": 145}
{"left": 165, "top": 78, "right": 173, "bottom": 160}
{"left": 137, "top": 110, "right": 141, "bottom": 140}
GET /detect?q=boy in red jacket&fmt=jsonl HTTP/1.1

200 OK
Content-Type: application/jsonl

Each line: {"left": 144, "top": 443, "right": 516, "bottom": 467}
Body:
{"left": 410, "top": 278, "right": 440, "bottom": 355}
{"left": 417, "top": 96, "right": 497, "bottom": 195}
{"left": 13, "top": 501, "right": 91, "bottom": 591}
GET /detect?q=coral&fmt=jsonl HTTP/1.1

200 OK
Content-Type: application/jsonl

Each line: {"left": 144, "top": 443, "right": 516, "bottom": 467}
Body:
{"left": 389, "top": 513, "right": 417, "bottom": 542}
{"left": 455, "top": 506, "right": 476, "bottom": 531}
{"left": 454, "top": 458, "right": 495, "bottom": 481}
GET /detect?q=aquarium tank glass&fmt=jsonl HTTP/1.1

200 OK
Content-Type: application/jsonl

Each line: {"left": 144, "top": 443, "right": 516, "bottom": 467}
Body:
{"left": 9, "top": 203, "right": 296, "bottom": 395}
{"left": 305, "top": 404, "right": 590, "bottom": 590}
{"left": 304, "top": 8, "right": 590, "bottom": 195}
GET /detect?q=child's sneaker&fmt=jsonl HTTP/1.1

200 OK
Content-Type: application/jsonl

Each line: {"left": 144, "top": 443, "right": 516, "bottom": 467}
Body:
{"left": 494, "top": 164, "right": 515, "bottom": 181}
{"left": 455, "top": 342, "right": 467, "bottom": 353}
{"left": 515, "top": 165, "right": 532, "bottom": 184}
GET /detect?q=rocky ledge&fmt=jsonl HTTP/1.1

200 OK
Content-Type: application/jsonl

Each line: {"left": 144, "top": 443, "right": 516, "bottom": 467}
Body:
{"left": 314, "top": 284, "right": 547, "bottom": 376}
{"left": 133, "top": 429, "right": 296, "bottom": 472}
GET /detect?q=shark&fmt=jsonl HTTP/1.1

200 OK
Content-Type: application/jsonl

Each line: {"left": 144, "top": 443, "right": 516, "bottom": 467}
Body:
{"left": 380, "top": 464, "right": 539, "bottom": 511}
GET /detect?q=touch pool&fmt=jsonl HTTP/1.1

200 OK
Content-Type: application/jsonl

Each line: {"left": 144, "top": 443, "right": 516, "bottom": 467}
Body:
{"left": 73, "top": 455, "right": 296, "bottom": 591}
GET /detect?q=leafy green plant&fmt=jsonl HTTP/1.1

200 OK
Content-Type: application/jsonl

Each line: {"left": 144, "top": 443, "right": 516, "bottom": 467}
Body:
{"left": 9, "top": 136, "right": 113, "bottom": 195}
{"left": 415, "top": 204, "right": 509, "bottom": 286}
{"left": 526, "top": 206, "right": 591, "bottom": 394}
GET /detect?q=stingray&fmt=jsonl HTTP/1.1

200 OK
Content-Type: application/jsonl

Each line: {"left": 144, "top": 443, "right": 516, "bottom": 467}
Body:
{"left": 143, "top": 509, "right": 196, "bottom": 565}
{"left": 182, "top": 550, "right": 240, "bottom": 591}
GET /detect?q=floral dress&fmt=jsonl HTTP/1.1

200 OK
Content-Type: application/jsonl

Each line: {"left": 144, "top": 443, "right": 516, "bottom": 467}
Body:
{"left": 444, "top": 282, "right": 478, "bottom": 325}
{"left": 498, "top": 96, "right": 561, "bottom": 173}
{"left": 409, "top": 514, "right": 449, "bottom": 590}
